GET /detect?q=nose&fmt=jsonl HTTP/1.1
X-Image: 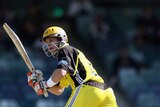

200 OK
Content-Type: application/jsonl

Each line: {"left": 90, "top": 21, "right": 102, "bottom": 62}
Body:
{"left": 47, "top": 43, "right": 57, "bottom": 50}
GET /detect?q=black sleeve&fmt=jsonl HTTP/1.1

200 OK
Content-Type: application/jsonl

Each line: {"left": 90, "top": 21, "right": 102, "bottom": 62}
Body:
{"left": 56, "top": 48, "right": 76, "bottom": 75}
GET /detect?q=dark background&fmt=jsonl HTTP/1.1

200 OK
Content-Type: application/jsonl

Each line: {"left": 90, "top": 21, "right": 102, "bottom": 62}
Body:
{"left": 0, "top": 0, "right": 160, "bottom": 107}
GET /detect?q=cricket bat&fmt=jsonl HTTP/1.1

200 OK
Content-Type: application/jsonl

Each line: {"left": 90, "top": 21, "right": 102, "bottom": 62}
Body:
{"left": 3, "top": 23, "right": 48, "bottom": 97}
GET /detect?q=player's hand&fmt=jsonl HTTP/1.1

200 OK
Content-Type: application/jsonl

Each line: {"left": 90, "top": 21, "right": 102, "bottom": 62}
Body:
{"left": 27, "top": 70, "right": 43, "bottom": 87}
{"left": 27, "top": 70, "right": 48, "bottom": 96}
{"left": 32, "top": 80, "right": 49, "bottom": 96}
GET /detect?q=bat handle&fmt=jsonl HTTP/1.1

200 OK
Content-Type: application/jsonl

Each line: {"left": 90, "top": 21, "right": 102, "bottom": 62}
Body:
{"left": 43, "top": 80, "right": 49, "bottom": 97}
{"left": 44, "top": 90, "right": 49, "bottom": 97}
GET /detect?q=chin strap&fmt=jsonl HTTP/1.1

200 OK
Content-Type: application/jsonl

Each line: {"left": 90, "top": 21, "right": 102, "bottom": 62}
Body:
{"left": 59, "top": 42, "right": 69, "bottom": 49}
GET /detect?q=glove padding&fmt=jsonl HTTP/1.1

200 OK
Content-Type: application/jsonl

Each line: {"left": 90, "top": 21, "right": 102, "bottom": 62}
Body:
{"left": 27, "top": 70, "right": 48, "bottom": 96}
{"left": 33, "top": 81, "right": 48, "bottom": 96}
{"left": 27, "top": 70, "right": 43, "bottom": 87}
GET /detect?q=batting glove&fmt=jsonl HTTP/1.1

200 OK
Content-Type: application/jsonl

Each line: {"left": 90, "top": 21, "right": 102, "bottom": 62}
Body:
{"left": 33, "top": 80, "right": 49, "bottom": 96}
{"left": 27, "top": 70, "right": 48, "bottom": 96}
{"left": 27, "top": 70, "right": 43, "bottom": 87}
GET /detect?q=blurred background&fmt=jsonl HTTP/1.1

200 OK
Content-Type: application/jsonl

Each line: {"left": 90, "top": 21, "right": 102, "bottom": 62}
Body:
{"left": 0, "top": 0, "right": 160, "bottom": 107}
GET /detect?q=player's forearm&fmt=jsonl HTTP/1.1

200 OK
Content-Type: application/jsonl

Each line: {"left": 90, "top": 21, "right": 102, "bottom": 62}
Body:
{"left": 46, "top": 69, "right": 67, "bottom": 89}
{"left": 48, "top": 85, "right": 64, "bottom": 96}
{"left": 51, "top": 69, "right": 67, "bottom": 83}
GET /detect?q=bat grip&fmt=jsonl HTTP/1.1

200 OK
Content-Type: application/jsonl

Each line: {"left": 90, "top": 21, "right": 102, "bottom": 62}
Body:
{"left": 43, "top": 90, "right": 49, "bottom": 97}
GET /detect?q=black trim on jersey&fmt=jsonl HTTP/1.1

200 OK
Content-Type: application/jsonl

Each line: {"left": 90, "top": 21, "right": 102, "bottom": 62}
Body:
{"left": 70, "top": 59, "right": 87, "bottom": 87}
{"left": 56, "top": 45, "right": 87, "bottom": 87}
{"left": 77, "top": 59, "right": 86, "bottom": 80}
{"left": 56, "top": 45, "right": 78, "bottom": 75}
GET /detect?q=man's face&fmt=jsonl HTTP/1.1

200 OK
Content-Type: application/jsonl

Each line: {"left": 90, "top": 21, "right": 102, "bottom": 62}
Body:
{"left": 46, "top": 37, "right": 60, "bottom": 52}
{"left": 42, "top": 37, "right": 60, "bottom": 57}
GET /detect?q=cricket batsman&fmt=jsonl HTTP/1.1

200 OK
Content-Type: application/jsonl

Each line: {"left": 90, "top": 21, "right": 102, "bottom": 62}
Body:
{"left": 27, "top": 26, "right": 118, "bottom": 107}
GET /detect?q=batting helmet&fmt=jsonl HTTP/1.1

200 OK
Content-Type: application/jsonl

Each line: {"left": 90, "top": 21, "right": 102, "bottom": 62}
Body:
{"left": 42, "top": 26, "right": 68, "bottom": 43}
{"left": 42, "top": 26, "right": 68, "bottom": 57}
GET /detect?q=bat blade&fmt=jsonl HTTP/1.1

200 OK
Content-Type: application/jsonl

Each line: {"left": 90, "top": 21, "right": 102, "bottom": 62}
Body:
{"left": 3, "top": 23, "right": 48, "bottom": 97}
{"left": 3, "top": 23, "right": 35, "bottom": 72}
